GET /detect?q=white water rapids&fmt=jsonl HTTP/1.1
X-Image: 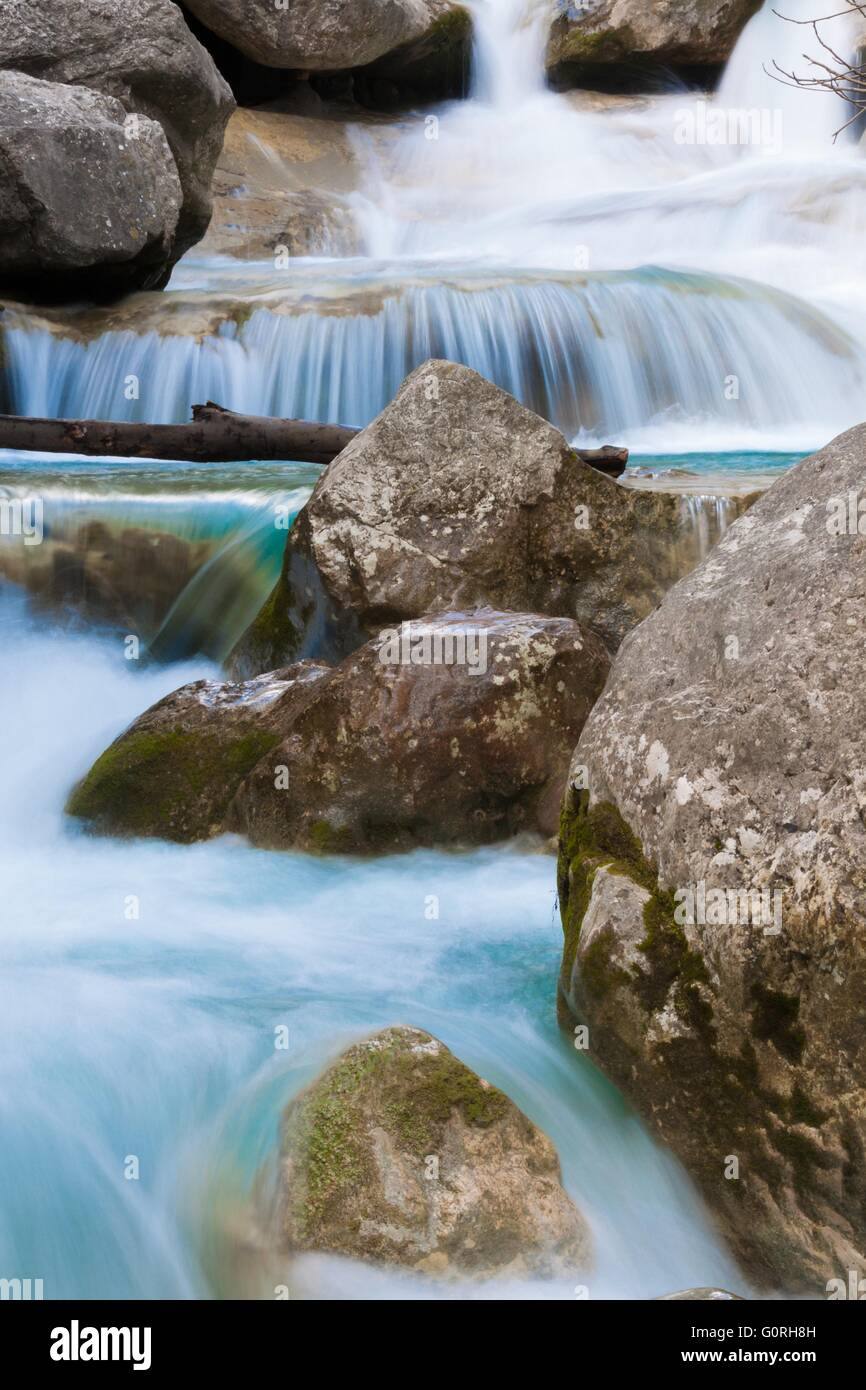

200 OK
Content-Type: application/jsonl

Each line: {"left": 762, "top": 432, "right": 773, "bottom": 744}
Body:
{"left": 1, "top": 0, "right": 862, "bottom": 1299}
{"left": 3, "top": 0, "right": 866, "bottom": 458}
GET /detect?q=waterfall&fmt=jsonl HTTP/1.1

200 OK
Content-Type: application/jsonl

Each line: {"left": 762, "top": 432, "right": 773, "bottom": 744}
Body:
{"left": 3, "top": 0, "right": 864, "bottom": 461}
{"left": 466, "top": 0, "right": 550, "bottom": 105}
{"left": 3, "top": 267, "right": 862, "bottom": 451}
{"left": 719, "top": 0, "right": 861, "bottom": 146}
{"left": 2, "top": 0, "right": 857, "bottom": 1307}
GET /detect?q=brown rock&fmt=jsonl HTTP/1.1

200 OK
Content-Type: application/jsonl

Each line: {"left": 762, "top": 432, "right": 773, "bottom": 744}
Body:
{"left": 66, "top": 660, "right": 330, "bottom": 841}
{"left": 547, "top": 0, "right": 763, "bottom": 77}
{"left": 231, "top": 609, "right": 610, "bottom": 852}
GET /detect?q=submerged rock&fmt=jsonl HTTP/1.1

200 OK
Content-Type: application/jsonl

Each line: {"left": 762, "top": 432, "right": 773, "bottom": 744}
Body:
{"left": 67, "top": 662, "right": 330, "bottom": 842}
{"left": 547, "top": 0, "right": 762, "bottom": 81}
{"left": 1, "top": 0, "right": 234, "bottom": 271}
{"left": 557, "top": 423, "right": 866, "bottom": 1291}
{"left": 201, "top": 106, "right": 357, "bottom": 261}
{"left": 277, "top": 1026, "right": 592, "bottom": 1278}
{"left": 230, "top": 360, "right": 698, "bottom": 678}
{"left": 184, "top": 0, "right": 469, "bottom": 79}
{"left": 0, "top": 72, "right": 182, "bottom": 301}
{"left": 0, "top": 520, "right": 214, "bottom": 638}
{"left": 68, "top": 609, "right": 609, "bottom": 850}
{"left": 232, "top": 610, "right": 610, "bottom": 852}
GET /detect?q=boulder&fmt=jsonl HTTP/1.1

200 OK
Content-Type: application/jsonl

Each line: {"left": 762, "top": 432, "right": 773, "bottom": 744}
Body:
{"left": 67, "top": 609, "right": 609, "bottom": 850}
{"left": 557, "top": 423, "right": 866, "bottom": 1291}
{"left": 547, "top": 0, "right": 762, "bottom": 79}
{"left": 183, "top": 0, "right": 470, "bottom": 78}
{"left": 66, "top": 661, "right": 330, "bottom": 841}
{"left": 0, "top": 0, "right": 234, "bottom": 264}
{"left": 277, "top": 1026, "right": 592, "bottom": 1278}
{"left": 232, "top": 609, "right": 610, "bottom": 852}
{"left": 229, "top": 360, "right": 698, "bottom": 678}
{"left": 0, "top": 72, "right": 183, "bottom": 301}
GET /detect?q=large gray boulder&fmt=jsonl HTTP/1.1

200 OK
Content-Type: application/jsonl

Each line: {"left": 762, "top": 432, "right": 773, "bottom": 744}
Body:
{"left": 547, "top": 0, "right": 762, "bottom": 77}
{"left": 277, "top": 1026, "right": 592, "bottom": 1278}
{"left": 229, "top": 360, "right": 701, "bottom": 679}
{"left": 557, "top": 423, "right": 866, "bottom": 1292}
{"left": 183, "top": 0, "right": 469, "bottom": 76}
{"left": 0, "top": 0, "right": 234, "bottom": 264}
{"left": 0, "top": 72, "right": 183, "bottom": 300}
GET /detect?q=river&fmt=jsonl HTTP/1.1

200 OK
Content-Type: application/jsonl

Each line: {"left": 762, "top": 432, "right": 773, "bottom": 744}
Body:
{"left": 1, "top": 0, "right": 861, "bottom": 1298}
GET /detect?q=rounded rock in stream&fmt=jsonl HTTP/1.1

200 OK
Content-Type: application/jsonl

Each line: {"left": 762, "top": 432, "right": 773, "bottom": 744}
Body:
{"left": 546, "top": 0, "right": 762, "bottom": 82}
{"left": 276, "top": 1026, "right": 592, "bottom": 1280}
{"left": 1, "top": 0, "right": 234, "bottom": 272}
{"left": 184, "top": 0, "right": 470, "bottom": 82}
{"left": 0, "top": 72, "right": 184, "bottom": 301}
{"left": 557, "top": 422, "right": 866, "bottom": 1292}
{"left": 67, "top": 610, "right": 609, "bottom": 850}
{"left": 229, "top": 359, "right": 694, "bottom": 679}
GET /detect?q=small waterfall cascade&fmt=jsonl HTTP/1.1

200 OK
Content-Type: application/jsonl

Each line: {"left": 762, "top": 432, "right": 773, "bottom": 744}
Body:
{"left": 719, "top": 0, "right": 861, "bottom": 147}
{"left": 3, "top": 267, "right": 862, "bottom": 452}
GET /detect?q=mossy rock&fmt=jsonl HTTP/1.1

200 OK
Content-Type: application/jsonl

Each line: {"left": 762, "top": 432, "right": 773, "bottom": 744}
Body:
{"left": 556, "top": 786, "right": 845, "bottom": 1291}
{"left": 67, "top": 724, "right": 281, "bottom": 842}
{"left": 277, "top": 1026, "right": 592, "bottom": 1278}
{"left": 66, "top": 663, "right": 330, "bottom": 842}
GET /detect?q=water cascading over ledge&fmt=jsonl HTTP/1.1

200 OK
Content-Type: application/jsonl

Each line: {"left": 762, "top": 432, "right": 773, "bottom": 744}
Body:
{"left": 2, "top": 265, "right": 861, "bottom": 445}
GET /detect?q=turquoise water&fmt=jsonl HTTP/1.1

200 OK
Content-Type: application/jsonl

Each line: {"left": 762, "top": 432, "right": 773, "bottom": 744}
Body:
{"left": 0, "top": 589, "right": 749, "bottom": 1299}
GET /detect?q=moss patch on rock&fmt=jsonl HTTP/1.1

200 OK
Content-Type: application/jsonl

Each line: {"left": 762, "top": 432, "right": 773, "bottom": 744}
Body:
{"left": 67, "top": 725, "right": 280, "bottom": 841}
{"left": 284, "top": 1030, "right": 511, "bottom": 1247}
{"left": 227, "top": 574, "right": 303, "bottom": 679}
{"left": 277, "top": 1025, "right": 588, "bottom": 1276}
{"left": 557, "top": 788, "right": 706, "bottom": 1021}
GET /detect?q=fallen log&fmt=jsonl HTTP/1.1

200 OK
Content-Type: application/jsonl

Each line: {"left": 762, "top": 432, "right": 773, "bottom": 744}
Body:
{"left": 0, "top": 402, "right": 359, "bottom": 466}
{"left": 0, "top": 402, "right": 630, "bottom": 474}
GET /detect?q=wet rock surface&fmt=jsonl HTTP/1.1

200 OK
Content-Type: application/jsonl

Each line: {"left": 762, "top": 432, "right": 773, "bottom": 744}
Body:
{"left": 232, "top": 609, "right": 610, "bottom": 853}
{"left": 68, "top": 609, "right": 609, "bottom": 851}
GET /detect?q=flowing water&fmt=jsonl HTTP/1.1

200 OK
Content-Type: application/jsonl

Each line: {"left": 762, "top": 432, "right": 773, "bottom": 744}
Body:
{"left": 1, "top": 0, "right": 862, "bottom": 1299}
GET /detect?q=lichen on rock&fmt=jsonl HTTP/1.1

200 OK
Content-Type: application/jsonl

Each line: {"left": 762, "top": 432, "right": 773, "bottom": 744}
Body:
{"left": 557, "top": 422, "right": 866, "bottom": 1292}
{"left": 276, "top": 1025, "right": 592, "bottom": 1278}
{"left": 229, "top": 358, "right": 701, "bottom": 678}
